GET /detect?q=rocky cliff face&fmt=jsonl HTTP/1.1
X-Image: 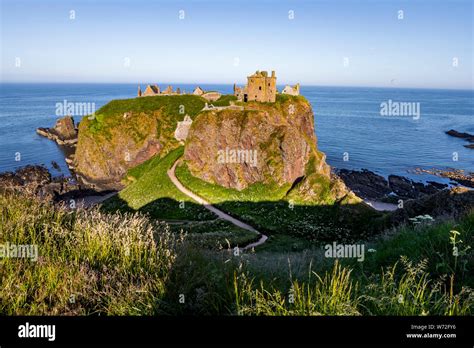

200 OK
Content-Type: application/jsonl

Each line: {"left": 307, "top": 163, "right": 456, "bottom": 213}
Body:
{"left": 184, "top": 95, "right": 358, "bottom": 204}
{"left": 73, "top": 95, "right": 206, "bottom": 190}
{"left": 74, "top": 112, "right": 162, "bottom": 190}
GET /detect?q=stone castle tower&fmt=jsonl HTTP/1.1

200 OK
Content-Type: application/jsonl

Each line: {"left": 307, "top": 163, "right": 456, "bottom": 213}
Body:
{"left": 246, "top": 70, "right": 276, "bottom": 103}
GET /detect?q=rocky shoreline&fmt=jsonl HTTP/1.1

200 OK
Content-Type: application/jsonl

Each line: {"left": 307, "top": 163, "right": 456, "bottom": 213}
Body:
{"left": 337, "top": 169, "right": 447, "bottom": 202}
{"left": 36, "top": 116, "right": 78, "bottom": 172}
{"left": 0, "top": 165, "right": 114, "bottom": 204}
{"left": 410, "top": 167, "right": 474, "bottom": 188}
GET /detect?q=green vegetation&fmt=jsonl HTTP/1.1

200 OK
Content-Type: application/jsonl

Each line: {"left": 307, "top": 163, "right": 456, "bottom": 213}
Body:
{"left": 1, "top": 190, "right": 471, "bottom": 315}
{"left": 211, "top": 94, "right": 237, "bottom": 107}
{"left": 275, "top": 93, "right": 307, "bottom": 105}
{"left": 175, "top": 161, "right": 382, "bottom": 243}
{"left": 234, "top": 257, "right": 472, "bottom": 315}
{"left": 102, "top": 147, "right": 255, "bottom": 247}
{"left": 92, "top": 94, "right": 206, "bottom": 122}
{"left": 350, "top": 212, "right": 474, "bottom": 287}
{"left": 81, "top": 94, "right": 206, "bottom": 154}
{"left": 0, "top": 191, "right": 181, "bottom": 315}
{"left": 32, "top": 92, "right": 471, "bottom": 316}
{"left": 103, "top": 147, "right": 214, "bottom": 221}
{"left": 169, "top": 219, "right": 259, "bottom": 249}
{"left": 176, "top": 161, "right": 290, "bottom": 203}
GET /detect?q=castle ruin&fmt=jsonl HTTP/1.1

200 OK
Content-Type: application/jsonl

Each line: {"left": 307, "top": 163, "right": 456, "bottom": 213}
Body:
{"left": 137, "top": 70, "right": 298, "bottom": 103}
{"left": 282, "top": 83, "right": 300, "bottom": 96}
{"left": 234, "top": 70, "right": 277, "bottom": 103}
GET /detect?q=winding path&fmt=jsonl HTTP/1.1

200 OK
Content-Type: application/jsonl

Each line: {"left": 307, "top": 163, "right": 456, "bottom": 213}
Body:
{"left": 167, "top": 158, "right": 268, "bottom": 250}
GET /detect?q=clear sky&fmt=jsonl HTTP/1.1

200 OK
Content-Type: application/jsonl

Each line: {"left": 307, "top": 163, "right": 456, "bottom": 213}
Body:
{"left": 1, "top": 0, "right": 472, "bottom": 89}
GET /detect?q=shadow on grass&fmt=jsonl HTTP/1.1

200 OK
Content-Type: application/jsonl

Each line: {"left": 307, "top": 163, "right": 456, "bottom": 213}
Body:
{"left": 101, "top": 193, "right": 389, "bottom": 244}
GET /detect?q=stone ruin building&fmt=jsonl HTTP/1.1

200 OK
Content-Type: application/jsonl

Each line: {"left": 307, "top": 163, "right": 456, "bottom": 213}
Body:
{"left": 281, "top": 83, "right": 300, "bottom": 96}
{"left": 234, "top": 70, "right": 277, "bottom": 103}
{"left": 138, "top": 84, "right": 180, "bottom": 97}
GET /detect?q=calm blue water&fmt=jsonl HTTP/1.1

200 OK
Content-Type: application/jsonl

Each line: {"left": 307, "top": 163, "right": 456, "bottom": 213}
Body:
{"left": 0, "top": 83, "right": 473, "bottom": 183}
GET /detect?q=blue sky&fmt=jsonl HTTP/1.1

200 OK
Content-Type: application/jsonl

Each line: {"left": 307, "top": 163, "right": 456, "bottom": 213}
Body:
{"left": 1, "top": 0, "right": 472, "bottom": 89}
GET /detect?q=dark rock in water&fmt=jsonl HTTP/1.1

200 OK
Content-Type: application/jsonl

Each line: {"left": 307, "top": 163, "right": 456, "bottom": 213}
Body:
{"left": 446, "top": 129, "right": 474, "bottom": 142}
{"left": 337, "top": 169, "right": 391, "bottom": 200}
{"left": 338, "top": 169, "right": 449, "bottom": 201}
{"left": 427, "top": 181, "right": 448, "bottom": 190}
{"left": 51, "top": 161, "right": 61, "bottom": 171}
{"left": 37, "top": 116, "right": 78, "bottom": 146}
{"left": 412, "top": 167, "right": 474, "bottom": 188}
{"left": 0, "top": 172, "right": 23, "bottom": 188}
{"left": 0, "top": 165, "right": 53, "bottom": 198}
{"left": 388, "top": 175, "right": 416, "bottom": 198}
{"left": 446, "top": 129, "right": 474, "bottom": 150}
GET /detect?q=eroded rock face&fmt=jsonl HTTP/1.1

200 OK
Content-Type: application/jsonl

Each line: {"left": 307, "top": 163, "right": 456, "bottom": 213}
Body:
{"left": 184, "top": 97, "right": 328, "bottom": 191}
{"left": 74, "top": 112, "right": 162, "bottom": 190}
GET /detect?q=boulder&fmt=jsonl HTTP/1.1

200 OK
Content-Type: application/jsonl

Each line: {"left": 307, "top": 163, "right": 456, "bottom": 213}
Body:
{"left": 338, "top": 169, "right": 391, "bottom": 199}
{"left": 388, "top": 175, "right": 416, "bottom": 199}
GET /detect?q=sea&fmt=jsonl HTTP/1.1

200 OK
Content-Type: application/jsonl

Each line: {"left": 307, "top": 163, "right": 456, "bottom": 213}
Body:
{"left": 0, "top": 83, "right": 472, "bottom": 184}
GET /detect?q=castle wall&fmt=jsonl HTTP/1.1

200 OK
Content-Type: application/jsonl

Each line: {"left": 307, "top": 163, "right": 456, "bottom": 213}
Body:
{"left": 246, "top": 72, "right": 276, "bottom": 103}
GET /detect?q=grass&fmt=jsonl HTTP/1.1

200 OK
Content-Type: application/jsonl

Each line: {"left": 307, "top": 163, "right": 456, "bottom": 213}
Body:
{"left": 349, "top": 211, "right": 474, "bottom": 288}
{"left": 234, "top": 261, "right": 360, "bottom": 315}
{"left": 103, "top": 147, "right": 214, "bottom": 221}
{"left": 102, "top": 147, "right": 256, "bottom": 248}
{"left": 81, "top": 95, "right": 207, "bottom": 158}
{"left": 175, "top": 161, "right": 381, "bottom": 243}
{"left": 169, "top": 219, "right": 260, "bottom": 249}
{"left": 1, "top": 190, "right": 472, "bottom": 316}
{"left": 175, "top": 161, "right": 289, "bottom": 203}
{"left": 233, "top": 257, "right": 472, "bottom": 316}
{"left": 211, "top": 94, "right": 237, "bottom": 107}
{"left": 90, "top": 94, "right": 206, "bottom": 126}
{"left": 0, "top": 191, "right": 181, "bottom": 315}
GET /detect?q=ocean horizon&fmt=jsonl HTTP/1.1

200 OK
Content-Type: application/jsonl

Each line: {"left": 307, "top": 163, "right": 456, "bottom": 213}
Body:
{"left": 1, "top": 83, "right": 473, "bottom": 184}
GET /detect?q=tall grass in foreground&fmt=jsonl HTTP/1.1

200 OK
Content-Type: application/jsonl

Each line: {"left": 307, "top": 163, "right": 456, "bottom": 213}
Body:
{"left": 234, "top": 258, "right": 473, "bottom": 316}
{"left": 0, "top": 192, "right": 182, "bottom": 315}
{"left": 360, "top": 257, "right": 473, "bottom": 315}
{"left": 234, "top": 261, "right": 360, "bottom": 315}
{"left": 1, "top": 191, "right": 472, "bottom": 316}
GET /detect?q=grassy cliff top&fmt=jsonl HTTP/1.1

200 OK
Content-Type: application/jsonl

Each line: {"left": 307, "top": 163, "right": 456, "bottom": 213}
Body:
{"left": 83, "top": 94, "right": 206, "bottom": 136}
{"left": 96, "top": 94, "right": 206, "bottom": 118}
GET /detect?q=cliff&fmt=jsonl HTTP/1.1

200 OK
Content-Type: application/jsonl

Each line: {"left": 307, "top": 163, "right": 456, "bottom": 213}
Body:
{"left": 183, "top": 95, "right": 357, "bottom": 204}
{"left": 74, "top": 95, "right": 206, "bottom": 190}
{"left": 74, "top": 93, "right": 357, "bottom": 204}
